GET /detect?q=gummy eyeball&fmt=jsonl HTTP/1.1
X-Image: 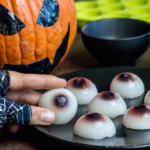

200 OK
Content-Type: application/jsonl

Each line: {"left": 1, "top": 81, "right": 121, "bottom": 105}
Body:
{"left": 73, "top": 112, "right": 116, "bottom": 140}
{"left": 66, "top": 77, "right": 98, "bottom": 105}
{"left": 38, "top": 88, "right": 78, "bottom": 125}
{"left": 110, "top": 72, "right": 145, "bottom": 99}
{"left": 88, "top": 91, "right": 127, "bottom": 118}
{"left": 144, "top": 90, "right": 150, "bottom": 105}
{"left": 123, "top": 104, "right": 150, "bottom": 130}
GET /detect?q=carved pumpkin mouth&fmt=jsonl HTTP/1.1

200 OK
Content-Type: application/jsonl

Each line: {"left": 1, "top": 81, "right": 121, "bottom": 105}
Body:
{"left": 0, "top": 0, "right": 71, "bottom": 74}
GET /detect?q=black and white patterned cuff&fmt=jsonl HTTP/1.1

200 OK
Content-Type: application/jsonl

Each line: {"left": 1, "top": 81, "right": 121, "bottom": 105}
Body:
{"left": 0, "top": 96, "right": 32, "bottom": 128}
{"left": 0, "top": 70, "right": 10, "bottom": 97}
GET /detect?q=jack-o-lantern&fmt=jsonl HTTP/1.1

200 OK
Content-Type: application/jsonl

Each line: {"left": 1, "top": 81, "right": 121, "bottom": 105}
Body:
{"left": 0, "top": 0, "right": 77, "bottom": 74}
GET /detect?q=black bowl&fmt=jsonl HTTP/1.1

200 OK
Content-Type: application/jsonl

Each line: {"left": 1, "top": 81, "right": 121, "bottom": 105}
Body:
{"left": 81, "top": 18, "right": 150, "bottom": 66}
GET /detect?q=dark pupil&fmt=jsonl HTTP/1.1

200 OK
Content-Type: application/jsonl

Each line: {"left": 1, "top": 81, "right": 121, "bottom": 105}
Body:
{"left": 102, "top": 92, "right": 114, "bottom": 99}
{"left": 73, "top": 78, "right": 86, "bottom": 88}
{"left": 86, "top": 113, "right": 101, "bottom": 121}
{"left": 54, "top": 95, "right": 68, "bottom": 108}
{"left": 119, "top": 73, "right": 131, "bottom": 81}
{"left": 135, "top": 104, "right": 147, "bottom": 113}
{"left": 135, "top": 104, "right": 146, "bottom": 110}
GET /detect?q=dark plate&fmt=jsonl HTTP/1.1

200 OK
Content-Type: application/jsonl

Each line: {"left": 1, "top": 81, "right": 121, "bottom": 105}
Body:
{"left": 35, "top": 67, "right": 150, "bottom": 149}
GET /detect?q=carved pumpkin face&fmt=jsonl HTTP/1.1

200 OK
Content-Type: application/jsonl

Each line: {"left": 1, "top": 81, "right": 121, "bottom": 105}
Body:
{"left": 0, "top": 0, "right": 77, "bottom": 74}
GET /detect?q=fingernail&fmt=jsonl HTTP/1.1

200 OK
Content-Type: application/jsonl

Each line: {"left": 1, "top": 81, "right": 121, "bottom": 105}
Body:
{"left": 53, "top": 77, "right": 66, "bottom": 82}
{"left": 53, "top": 78, "right": 67, "bottom": 87}
{"left": 41, "top": 111, "right": 55, "bottom": 123}
{"left": 60, "top": 79, "right": 67, "bottom": 86}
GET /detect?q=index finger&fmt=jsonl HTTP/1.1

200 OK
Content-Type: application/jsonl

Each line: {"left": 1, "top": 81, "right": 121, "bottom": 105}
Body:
{"left": 9, "top": 71, "right": 67, "bottom": 91}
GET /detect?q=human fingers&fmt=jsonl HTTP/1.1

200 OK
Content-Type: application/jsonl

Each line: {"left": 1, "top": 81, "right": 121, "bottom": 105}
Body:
{"left": 0, "top": 96, "right": 55, "bottom": 129}
{"left": 7, "top": 90, "right": 42, "bottom": 106}
{"left": 29, "top": 106, "right": 55, "bottom": 125}
{"left": 9, "top": 71, "right": 67, "bottom": 91}
{"left": 7, "top": 106, "right": 55, "bottom": 134}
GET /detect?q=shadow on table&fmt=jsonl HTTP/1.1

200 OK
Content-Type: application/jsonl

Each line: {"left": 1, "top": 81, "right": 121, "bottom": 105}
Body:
{"left": 0, "top": 126, "right": 150, "bottom": 150}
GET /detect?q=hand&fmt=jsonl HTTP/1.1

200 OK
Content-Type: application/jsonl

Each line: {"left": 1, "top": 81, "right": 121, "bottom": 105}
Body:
{"left": 6, "top": 71, "right": 67, "bottom": 133}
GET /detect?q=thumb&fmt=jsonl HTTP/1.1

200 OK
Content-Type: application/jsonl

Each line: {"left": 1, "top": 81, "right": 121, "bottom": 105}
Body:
{"left": 30, "top": 106, "right": 55, "bottom": 125}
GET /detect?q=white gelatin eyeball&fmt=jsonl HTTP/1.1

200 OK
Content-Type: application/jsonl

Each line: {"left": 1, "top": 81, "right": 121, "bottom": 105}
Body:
{"left": 110, "top": 72, "right": 145, "bottom": 99}
{"left": 144, "top": 90, "right": 150, "bottom": 105}
{"left": 88, "top": 91, "right": 127, "bottom": 118}
{"left": 38, "top": 88, "right": 78, "bottom": 125}
{"left": 66, "top": 77, "right": 98, "bottom": 105}
{"left": 74, "top": 112, "right": 116, "bottom": 140}
{"left": 123, "top": 104, "right": 150, "bottom": 130}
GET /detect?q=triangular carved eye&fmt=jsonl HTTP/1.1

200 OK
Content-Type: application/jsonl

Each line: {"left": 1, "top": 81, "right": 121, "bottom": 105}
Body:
{"left": 0, "top": 4, "right": 25, "bottom": 36}
{"left": 37, "top": 0, "right": 59, "bottom": 27}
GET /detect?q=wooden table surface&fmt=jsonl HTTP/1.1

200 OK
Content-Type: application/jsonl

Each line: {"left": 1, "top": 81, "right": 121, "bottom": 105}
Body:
{"left": 0, "top": 31, "right": 150, "bottom": 150}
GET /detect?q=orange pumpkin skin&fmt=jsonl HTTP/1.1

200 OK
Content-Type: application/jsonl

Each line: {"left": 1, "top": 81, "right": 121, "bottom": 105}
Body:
{"left": 0, "top": 0, "right": 77, "bottom": 73}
